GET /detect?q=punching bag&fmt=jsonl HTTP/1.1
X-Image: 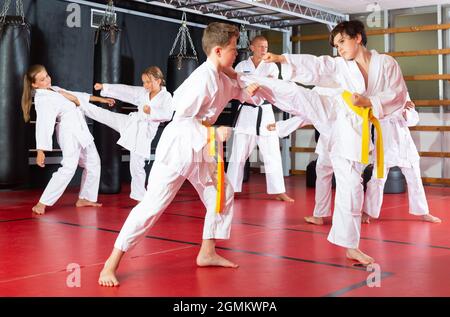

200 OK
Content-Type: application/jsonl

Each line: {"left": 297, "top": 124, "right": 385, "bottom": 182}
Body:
{"left": 0, "top": 13, "right": 30, "bottom": 188}
{"left": 166, "top": 13, "right": 198, "bottom": 94}
{"left": 93, "top": 22, "right": 122, "bottom": 194}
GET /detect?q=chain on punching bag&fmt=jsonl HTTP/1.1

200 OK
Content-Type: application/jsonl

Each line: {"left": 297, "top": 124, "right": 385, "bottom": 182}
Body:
{"left": 166, "top": 12, "right": 198, "bottom": 94}
{"left": 93, "top": 0, "right": 122, "bottom": 194}
{"left": 0, "top": 0, "right": 30, "bottom": 188}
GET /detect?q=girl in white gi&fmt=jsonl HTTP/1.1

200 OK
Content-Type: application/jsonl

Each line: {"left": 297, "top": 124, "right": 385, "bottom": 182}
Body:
{"left": 21, "top": 64, "right": 114, "bottom": 215}
{"left": 81, "top": 66, "right": 173, "bottom": 201}
{"left": 362, "top": 101, "right": 441, "bottom": 223}
{"left": 248, "top": 20, "right": 409, "bottom": 265}
{"left": 98, "top": 22, "right": 263, "bottom": 287}
{"left": 227, "top": 35, "right": 294, "bottom": 202}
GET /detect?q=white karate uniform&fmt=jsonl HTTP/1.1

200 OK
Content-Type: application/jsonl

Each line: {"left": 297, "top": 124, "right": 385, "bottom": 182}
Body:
{"left": 114, "top": 60, "right": 262, "bottom": 252}
{"left": 363, "top": 107, "right": 429, "bottom": 218}
{"left": 34, "top": 86, "right": 100, "bottom": 206}
{"left": 227, "top": 58, "right": 286, "bottom": 194}
{"left": 241, "top": 50, "right": 408, "bottom": 248}
{"left": 80, "top": 85, "right": 173, "bottom": 201}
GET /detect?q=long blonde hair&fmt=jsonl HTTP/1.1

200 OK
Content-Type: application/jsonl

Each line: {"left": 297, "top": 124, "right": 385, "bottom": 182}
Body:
{"left": 142, "top": 66, "right": 166, "bottom": 86}
{"left": 22, "top": 64, "right": 46, "bottom": 122}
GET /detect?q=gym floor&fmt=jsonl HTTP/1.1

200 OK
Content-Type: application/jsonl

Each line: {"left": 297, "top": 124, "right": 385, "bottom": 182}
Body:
{"left": 0, "top": 174, "right": 449, "bottom": 297}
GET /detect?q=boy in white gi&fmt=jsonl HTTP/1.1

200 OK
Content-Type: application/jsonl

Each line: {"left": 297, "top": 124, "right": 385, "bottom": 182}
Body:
{"left": 81, "top": 66, "right": 173, "bottom": 201}
{"left": 21, "top": 65, "right": 114, "bottom": 215}
{"left": 362, "top": 101, "right": 441, "bottom": 223}
{"left": 245, "top": 20, "right": 408, "bottom": 265}
{"left": 227, "top": 35, "right": 294, "bottom": 202}
{"left": 98, "top": 22, "right": 262, "bottom": 287}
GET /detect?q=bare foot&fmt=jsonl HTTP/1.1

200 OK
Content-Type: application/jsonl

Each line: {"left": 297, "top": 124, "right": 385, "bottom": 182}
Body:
{"left": 422, "top": 214, "right": 442, "bottom": 223}
{"left": 304, "top": 216, "right": 324, "bottom": 225}
{"left": 362, "top": 212, "right": 371, "bottom": 224}
{"left": 32, "top": 202, "right": 46, "bottom": 215}
{"left": 276, "top": 193, "right": 295, "bottom": 202}
{"left": 75, "top": 198, "right": 102, "bottom": 207}
{"left": 346, "top": 248, "right": 375, "bottom": 265}
{"left": 196, "top": 253, "right": 239, "bottom": 268}
{"left": 98, "top": 267, "right": 120, "bottom": 287}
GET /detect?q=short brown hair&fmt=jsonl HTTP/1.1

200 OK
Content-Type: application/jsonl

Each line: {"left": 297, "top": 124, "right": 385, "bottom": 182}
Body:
{"left": 250, "top": 35, "right": 268, "bottom": 45}
{"left": 142, "top": 66, "right": 166, "bottom": 86}
{"left": 202, "top": 22, "right": 239, "bottom": 55}
{"left": 329, "top": 20, "right": 367, "bottom": 48}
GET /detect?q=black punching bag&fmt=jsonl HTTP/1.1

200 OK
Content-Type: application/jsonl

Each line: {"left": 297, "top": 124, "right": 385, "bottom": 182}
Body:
{"left": 93, "top": 24, "right": 122, "bottom": 194}
{"left": 166, "top": 13, "right": 198, "bottom": 94}
{"left": 166, "top": 55, "right": 198, "bottom": 94}
{"left": 0, "top": 16, "right": 30, "bottom": 188}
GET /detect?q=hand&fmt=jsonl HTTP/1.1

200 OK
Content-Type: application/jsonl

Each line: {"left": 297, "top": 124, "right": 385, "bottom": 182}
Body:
{"left": 266, "top": 123, "right": 276, "bottom": 131}
{"left": 405, "top": 100, "right": 415, "bottom": 110}
{"left": 36, "top": 150, "right": 45, "bottom": 168}
{"left": 100, "top": 97, "right": 116, "bottom": 107}
{"left": 94, "top": 83, "right": 103, "bottom": 91}
{"left": 262, "top": 52, "right": 286, "bottom": 64}
{"left": 246, "top": 83, "right": 260, "bottom": 97}
{"left": 143, "top": 105, "right": 151, "bottom": 114}
{"left": 216, "top": 126, "right": 232, "bottom": 142}
{"left": 59, "top": 90, "right": 80, "bottom": 106}
{"left": 351, "top": 93, "right": 371, "bottom": 108}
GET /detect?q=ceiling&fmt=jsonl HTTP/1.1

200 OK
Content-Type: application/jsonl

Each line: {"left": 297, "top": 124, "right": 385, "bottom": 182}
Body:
{"left": 127, "top": 0, "right": 449, "bottom": 31}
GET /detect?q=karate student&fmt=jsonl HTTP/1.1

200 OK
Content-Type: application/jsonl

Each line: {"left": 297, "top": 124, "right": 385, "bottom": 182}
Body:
{"left": 81, "top": 66, "right": 173, "bottom": 201}
{"left": 362, "top": 101, "right": 441, "bottom": 223}
{"left": 21, "top": 64, "right": 114, "bottom": 215}
{"left": 227, "top": 35, "right": 294, "bottom": 202}
{"left": 245, "top": 20, "right": 408, "bottom": 265}
{"left": 98, "top": 22, "right": 263, "bottom": 287}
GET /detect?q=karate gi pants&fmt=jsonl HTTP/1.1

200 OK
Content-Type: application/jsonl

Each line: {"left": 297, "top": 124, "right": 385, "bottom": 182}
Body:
{"left": 363, "top": 162, "right": 429, "bottom": 218}
{"left": 39, "top": 142, "right": 100, "bottom": 206}
{"left": 114, "top": 159, "right": 234, "bottom": 252}
{"left": 227, "top": 133, "right": 285, "bottom": 194}
{"left": 81, "top": 102, "right": 148, "bottom": 201}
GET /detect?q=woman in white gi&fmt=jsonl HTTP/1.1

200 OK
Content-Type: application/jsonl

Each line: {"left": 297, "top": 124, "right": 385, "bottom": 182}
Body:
{"left": 247, "top": 20, "right": 409, "bottom": 265}
{"left": 21, "top": 64, "right": 114, "bottom": 215}
{"left": 362, "top": 101, "right": 441, "bottom": 223}
{"left": 82, "top": 66, "right": 173, "bottom": 201}
{"left": 98, "top": 23, "right": 263, "bottom": 287}
{"left": 227, "top": 35, "right": 294, "bottom": 202}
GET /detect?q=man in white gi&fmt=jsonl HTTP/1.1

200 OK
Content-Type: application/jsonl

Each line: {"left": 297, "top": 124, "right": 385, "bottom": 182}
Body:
{"left": 227, "top": 35, "right": 294, "bottom": 202}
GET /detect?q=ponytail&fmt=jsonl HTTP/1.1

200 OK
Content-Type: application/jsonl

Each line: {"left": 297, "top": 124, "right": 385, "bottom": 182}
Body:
{"left": 22, "top": 64, "right": 46, "bottom": 122}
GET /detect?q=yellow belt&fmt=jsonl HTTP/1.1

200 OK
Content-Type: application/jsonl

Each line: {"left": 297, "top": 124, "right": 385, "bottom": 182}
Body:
{"left": 341, "top": 90, "right": 384, "bottom": 179}
{"left": 205, "top": 124, "right": 225, "bottom": 213}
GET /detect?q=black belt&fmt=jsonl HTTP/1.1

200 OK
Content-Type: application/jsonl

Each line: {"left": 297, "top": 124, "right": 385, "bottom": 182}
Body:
{"left": 231, "top": 102, "right": 263, "bottom": 136}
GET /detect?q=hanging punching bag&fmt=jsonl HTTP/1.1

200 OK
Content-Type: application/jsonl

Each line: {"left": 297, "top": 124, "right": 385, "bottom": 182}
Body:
{"left": 0, "top": 11, "right": 30, "bottom": 188}
{"left": 93, "top": 20, "right": 122, "bottom": 194}
{"left": 166, "top": 13, "right": 198, "bottom": 94}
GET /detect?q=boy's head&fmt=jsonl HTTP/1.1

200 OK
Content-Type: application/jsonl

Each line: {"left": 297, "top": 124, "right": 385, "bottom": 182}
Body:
{"left": 329, "top": 20, "right": 367, "bottom": 60}
{"left": 250, "top": 35, "right": 268, "bottom": 59}
{"left": 202, "top": 22, "right": 239, "bottom": 68}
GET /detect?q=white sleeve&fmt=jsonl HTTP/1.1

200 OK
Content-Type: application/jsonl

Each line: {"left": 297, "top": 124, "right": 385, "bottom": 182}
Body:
{"left": 35, "top": 97, "right": 57, "bottom": 151}
{"left": 275, "top": 115, "right": 311, "bottom": 138}
{"left": 369, "top": 56, "right": 408, "bottom": 119}
{"left": 101, "top": 84, "right": 146, "bottom": 106}
{"left": 149, "top": 92, "right": 174, "bottom": 122}
{"left": 281, "top": 54, "right": 338, "bottom": 85}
